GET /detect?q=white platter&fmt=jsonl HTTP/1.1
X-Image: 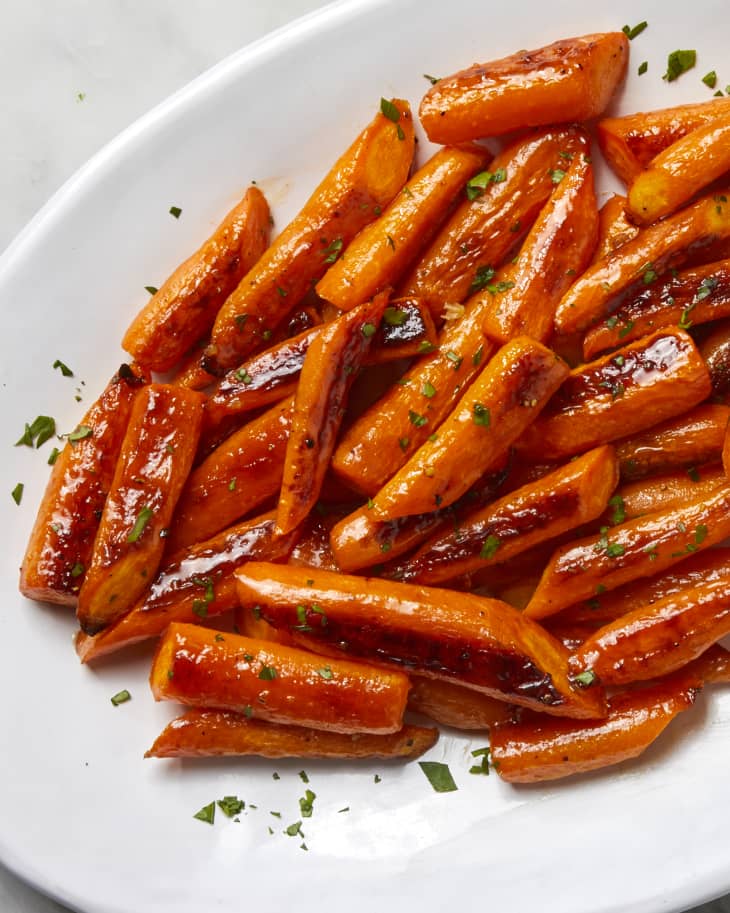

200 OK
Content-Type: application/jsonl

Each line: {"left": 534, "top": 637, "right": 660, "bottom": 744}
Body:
{"left": 1, "top": 1, "right": 729, "bottom": 911}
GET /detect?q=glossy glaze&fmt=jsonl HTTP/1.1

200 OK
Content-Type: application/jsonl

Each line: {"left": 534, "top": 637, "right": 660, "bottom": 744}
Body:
{"left": 407, "top": 675, "right": 514, "bottom": 730}
{"left": 604, "top": 464, "right": 726, "bottom": 523}
{"left": 699, "top": 317, "right": 730, "bottom": 400}
{"left": 592, "top": 194, "right": 639, "bottom": 263}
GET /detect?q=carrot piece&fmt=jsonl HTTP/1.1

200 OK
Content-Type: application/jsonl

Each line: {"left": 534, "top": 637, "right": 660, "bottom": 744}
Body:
{"left": 75, "top": 511, "right": 297, "bottom": 663}
{"left": 516, "top": 329, "right": 711, "bottom": 462}
{"left": 165, "top": 397, "right": 292, "bottom": 554}
{"left": 170, "top": 345, "right": 218, "bottom": 391}
{"left": 145, "top": 708, "right": 437, "bottom": 760}
{"left": 400, "top": 127, "right": 589, "bottom": 311}
{"left": 604, "top": 465, "right": 726, "bottom": 524}
{"left": 699, "top": 318, "right": 730, "bottom": 402}
{"left": 203, "top": 100, "right": 414, "bottom": 373}
{"left": 524, "top": 483, "right": 730, "bottom": 620}
{"left": 686, "top": 645, "right": 730, "bottom": 684}
{"left": 592, "top": 194, "right": 640, "bottom": 263}
{"left": 554, "top": 193, "right": 730, "bottom": 336}
{"left": 367, "top": 297, "right": 438, "bottom": 363}
{"left": 277, "top": 292, "right": 389, "bottom": 535}
{"left": 122, "top": 187, "right": 270, "bottom": 372}
{"left": 234, "top": 562, "right": 606, "bottom": 719}
{"left": 490, "top": 672, "right": 700, "bottom": 783}
{"left": 287, "top": 510, "right": 343, "bottom": 572}
{"left": 19, "top": 364, "right": 147, "bottom": 606}
{"left": 396, "top": 446, "right": 618, "bottom": 585}
{"left": 76, "top": 385, "right": 204, "bottom": 634}
{"left": 419, "top": 33, "right": 628, "bottom": 144}
{"left": 150, "top": 622, "right": 410, "bottom": 735}
{"left": 370, "top": 336, "right": 569, "bottom": 521}
{"left": 407, "top": 676, "right": 513, "bottom": 730}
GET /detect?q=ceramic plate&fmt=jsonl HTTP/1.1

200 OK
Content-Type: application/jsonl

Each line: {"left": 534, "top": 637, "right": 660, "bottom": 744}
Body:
{"left": 2, "top": 1, "right": 729, "bottom": 911}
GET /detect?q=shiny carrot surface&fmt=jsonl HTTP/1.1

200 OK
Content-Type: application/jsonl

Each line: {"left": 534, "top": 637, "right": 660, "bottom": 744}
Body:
{"left": 606, "top": 465, "right": 726, "bottom": 523}
{"left": 407, "top": 676, "right": 513, "bottom": 730}
{"left": 592, "top": 194, "right": 639, "bottom": 263}
{"left": 699, "top": 318, "right": 730, "bottom": 402}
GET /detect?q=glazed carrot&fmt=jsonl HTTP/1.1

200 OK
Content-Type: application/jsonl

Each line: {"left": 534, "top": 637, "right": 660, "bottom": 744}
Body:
{"left": 592, "top": 194, "right": 640, "bottom": 263}
{"left": 524, "top": 483, "right": 730, "bottom": 620}
{"left": 122, "top": 187, "right": 270, "bottom": 372}
{"left": 482, "top": 154, "right": 598, "bottom": 344}
{"left": 203, "top": 100, "right": 414, "bottom": 373}
{"left": 277, "top": 292, "right": 388, "bottom": 535}
{"left": 582, "top": 259, "right": 730, "bottom": 359}
{"left": 316, "top": 145, "right": 490, "bottom": 311}
{"left": 605, "top": 465, "right": 726, "bottom": 524}
{"left": 75, "top": 511, "right": 297, "bottom": 663}
{"left": 367, "top": 297, "right": 438, "bottom": 363}
{"left": 401, "top": 127, "right": 589, "bottom": 310}
{"left": 165, "top": 397, "right": 292, "bottom": 554}
{"left": 699, "top": 318, "right": 730, "bottom": 402}
{"left": 235, "top": 563, "right": 606, "bottom": 719}
{"left": 19, "top": 364, "right": 147, "bottom": 606}
{"left": 370, "top": 336, "right": 568, "bottom": 521}
{"left": 76, "top": 385, "right": 204, "bottom": 634}
{"left": 516, "top": 329, "right": 711, "bottom": 462}
{"left": 686, "top": 645, "right": 730, "bottom": 684}
{"left": 145, "top": 709, "right": 437, "bottom": 760}
{"left": 170, "top": 345, "right": 217, "bottom": 391}
{"left": 419, "top": 33, "right": 628, "bottom": 144}
{"left": 150, "top": 622, "right": 410, "bottom": 735}
{"left": 407, "top": 676, "right": 513, "bottom": 730}
{"left": 554, "top": 194, "right": 730, "bottom": 335}
{"left": 490, "top": 672, "right": 700, "bottom": 783}
{"left": 395, "top": 446, "right": 617, "bottom": 585}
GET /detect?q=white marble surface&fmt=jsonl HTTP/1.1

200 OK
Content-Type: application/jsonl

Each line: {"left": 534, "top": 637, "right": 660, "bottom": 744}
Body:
{"left": 1, "top": 2, "right": 729, "bottom": 912}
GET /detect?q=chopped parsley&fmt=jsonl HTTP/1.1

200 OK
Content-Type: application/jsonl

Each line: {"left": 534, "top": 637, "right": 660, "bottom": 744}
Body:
{"left": 408, "top": 410, "right": 428, "bottom": 427}
{"left": 235, "top": 368, "right": 253, "bottom": 384}
{"left": 469, "top": 265, "right": 496, "bottom": 294}
{"left": 299, "top": 789, "right": 316, "bottom": 818}
{"left": 472, "top": 403, "right": 491, "bottom": 427}
{"left": 549, "top": 168, "right": 566, "bottom": 185}
{"left": 127, "top": 506, "right": 153, "bottom": 543}
{"left": 316, "top": 666, "right": 333, "bottom": 680}
{"left": 703, "top": 70, "right": 718, "bottom": 89}
{"left": 473, "top": 346, "right": 484, "bottom": 367}
{"left": 169, "top": 206, "right": 182, "bottom": 219}
{"left": 47, "top": 446, "right": 60, "bottom": 465}
{"left": 67, "top": 425, "right": 93, "bottom": 443}
{"left": 622, "top": 21, "right": 648, "bottom": 39}
{"left": 145, "top": 286, "right": 158, "bottom": 295}
{"left": 362, "top": 322, "right": 377, "bottom": 338}
{"left": 418, "top": 761, "right": 458, "bottom": 793}
{"left": 608, "top": 494, "right": 626, "bottom": 525}
{"left": 572, "top": 669, "right": 597, "bottom": 687}
{"left": 399, "top": 437, "right": 410, "bottom": 451}
{"left": 469, "top": 746, "right": 491, "bottom": 776}
{"left": 53, "top": 359, "right": 74, "bottom": 377}
{"left": 70, "top": 561, "right": 85, "bottom": 578}
{"left": 383, "top": 307, "right": 407, "bottom": 326}
{"left": 423, "top": 74, "right": 440, "bottom": 84}
{"left": 16, "top": 415, "right": 56, "bottom": 448}
{"left": 480, "top": 534, "right": 501, "bottom": 560}
{"left": 258, "top": 665, "right": 277, "bottom": 681}
{"left": 380, "top": 97, "right": 401, "bottom": 125}
{"left": 638, "top": 61, "right": 648, "bottom": 75}
{"left": 445, "top": 350, "right": 462, "bottom": 369}
{"left": 618, "top": 321, "right": 635, "bottom": 339}
{"left": 422, "top": 381, "right": 436, "bottom": 398}
{"left": 193, "top": 802, "right": 216, "bottom": 825}
{"left": 642, "top": 263, "right": 658, "bottom": 284}
{"left": 217, "top": 796, "right": 245, "bottom": 818}
{"left": 696, "top": 275, "right": 718, "bottom": 301}
{"left": 322, "top": 238, "right": 343, "bottom": 264}
{"left": 465, "top": 168, "right": 507, "bottom": 201}
{"left": 664, "top": 49, "right": 697, "bottom": 82}
{"left": 11, "top": 483, "right": 23, "bottom": 506}
{"left": 110, "top": 689, "right": 131, "bottom": 706}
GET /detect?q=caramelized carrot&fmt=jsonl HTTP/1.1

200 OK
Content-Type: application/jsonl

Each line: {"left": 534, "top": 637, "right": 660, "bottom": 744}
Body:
{"left": 145, "top": 709, "right": 437, "bottom": 760}
{"left": 516, "top": 329, "right": 711, "bottom": 461}
{"left": 150, "top": 622, "right": 410, "bottom": 735}
{"left": 592, "top": 194, "right": 640, "bottom": 263}
{"left": 725, "top": 424, "right": 730, "bottom": 479}
{"left": 19, "top": 364, "right": 147, "bottom": 606}
{"left": 122, "top": 187, "right": 270, "bottom": 372}
{"left": 370, "top": 336, "right": 568, "bottom": 521}
{"left": 605, "top": 465, "right": 726, "bottom": 524}
{"left": 368, "top": 297, "right": 438, "bottom": 363}
{"left": 686, "top": 645, "right": 730, "bottom": 684}
{"left": 170, "top": 345, "right": 217, "bottom": 391}
{"left": 419, "top": 33, "right": 628, "bottom": 144}
{"left": 699, "top": 318, "right": 730, "bottom": 402}
{"left": 234, "top": 563, "right": 606, "bottom": 719}
{"left": 407, "top": 676, "right": 513, "bottom": 730}
{"left": 203, "top": 100, "right": 414, "bottom": 373}
{"left": 76, "top": 385, "right": 204, "bottom": 634}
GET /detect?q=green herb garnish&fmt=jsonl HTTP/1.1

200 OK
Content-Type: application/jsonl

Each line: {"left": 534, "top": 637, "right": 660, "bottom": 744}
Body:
{"left": 127, "top": 505, "right": 153, "bottom": 543}
{"left": 418, "top": 761, "right": 458, "bottom": 793}
{"left": 111, "top": 689, "right": 131, "bottom": 706}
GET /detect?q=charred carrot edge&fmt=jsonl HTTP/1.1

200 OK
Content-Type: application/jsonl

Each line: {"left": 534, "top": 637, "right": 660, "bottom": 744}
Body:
{"left": 725, "top": 425, "right": 730, "bottom": 478}
{"left": 145, "top": 709, "right": 438, "bottom": 760}
{"left": 700, "top": 317, "right": 730, "bottom": 402}
{"left": 277, "top": 292, "right": 389, "bottom": 535}
{"left": 368, "top": 297, "right": 438, "bottom": 364}
{"left": 524, "top": 482, "right": 730, "bottom": 620}
{"left": 370, "top": 336, "right": 569, "bottom": 521}
{"left": 591, "top": 194, "right": 640, "bottom": 263}
{"left": 407, "top": 676, "right": 513, "bottom": 730}
{"left": 603, "top": 464, "right": 726, "bottom": 525}
{"left": 516, "top": 329, "right": 712, "bottom": 462}
{"left": 76, "top": 385, "right": 205, "bottom": 635}
{"left": 554, "top": 193, "right": 730, "bottom": 336}
{"left": 203, "top": 100, "right": 414, "bottom": 373}
{"left": 122, "top": 187, "right": 270, "bottom": 373}
{"left": 150, "top": 622, "right": 410, "bottom": 735}
{"left": 234, "top": 562, "right": 606, "bottom": 719}
{"left": 19, "top": 364, "right": 147, "bottom": 606}
{"left": 419, "top": 33, "right": 628, "bottom": 144}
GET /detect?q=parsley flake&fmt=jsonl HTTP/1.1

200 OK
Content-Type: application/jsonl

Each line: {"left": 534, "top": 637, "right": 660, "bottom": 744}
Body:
{"left": 572, "top": 669, "right": 597, "bottom": 687}
{"left": 472, "top": 403, "right": 491, "bottom": 427}
{"left": 110, "top": 689, "right": 131, "bottom": 706}
{"left": 169, "top": 206, "right": 182, "bottom": 219}
{"left": 217, "top": 796, "right": 245, "bottom": 818}
{"left": 380, "top": 97, "right": 401, "bottom": 124}
{"left": 322, "top": 238, "right": 343, "bottom": 264}
{"left": 408, "top": 410, "right": 428, "bottom": 427}
{"left": 259, "top": 665, "right": 277, "bottom": 681}
{"left": 193, "top": 802, "right": 216, "bottom": 825}
{"left": 480, "top": 534, "right": 501, "bottom": 560}
{"left": 622, "top": 21, "right": 648, "bottom": 39}
{"left": 11, "top": 483, "right": 23, "bottom": 506}
{"left": 418, "top": 761, "right": 458, "bottom": 793}
{"left": 703, "top": 70, "right": 718, "bottom": 89}
{"left": 53, "top": 359, "right": 74, "bottom": 377}
{"left": 383, "top": 307, "right": 407, "bottom": 326}
{"left": 664, "top": 49, "right": 697, "bottom": 82}
{"left": 127, "top": 506, "right": 153, "bottom": 543}
{"left": 422, "top": 381, "right": 436, "bottom": 398}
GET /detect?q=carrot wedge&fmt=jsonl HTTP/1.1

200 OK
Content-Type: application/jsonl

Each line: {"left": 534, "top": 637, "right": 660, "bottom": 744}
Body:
{"left": 605, "top": 465, "right": 726, "bottom": 524}
{"left": 145, "top": 709, "right": 437, "bottom": 760}
{"left": 592, "top": 194, "right": 640, "bottom": 263}
{"left": 516, "top": 329, "right": 711, "bottom": 462}
{"left": 77, "top": 385, "right": 204, "bottom": 634}
{"left": 407, "top": 676, "right": 513, "bottom": 730}
{"left": 490, "top": 672, "right": 700, "bottom": 783}
{"left": 234, "top": 563, "right": 606, "bottom": 719}
{"left": 370, "top": 336, "right": 568, "bottom": 521}
{"left": 419, "top": 33, "right": 628, "bottom": 144}
{"left": 19, "top": 363, "right": 147, "bottom": 606}
{"left": 150, "top": 622, "right": 410, "bottom": 735}
{"left": 700, "top": 318, "right": 730, "bottom": 402}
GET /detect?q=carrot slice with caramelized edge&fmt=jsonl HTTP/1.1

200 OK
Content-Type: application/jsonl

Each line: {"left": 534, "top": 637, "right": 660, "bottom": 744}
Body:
{"left": 150, "top": 622, "right": 410, "bottom": 735}
{"left": 419, "top": 33, "right": 628, "bottom": 144}
{"left": 603, "top": 465, "right": 726, "bottom": 524}
{"left": 19, "top": 363, "right": 147, "bottom": 606}
{"left": 234, "top": 563, "right": 606, "bottom": 719}
{"left": 592, "top": 194, "right": 640, "bottom": 263}
{"left": 145, "top": 709, "right": 437, "bottom": 760}
{"left": 76, "top": 384, "right": 204, "bottom": 634}
{"left": 701, "top": 318, "right": 730, "bottom": 403}
{"left": 407, "top": 676, "right": 513, "bottom": 731}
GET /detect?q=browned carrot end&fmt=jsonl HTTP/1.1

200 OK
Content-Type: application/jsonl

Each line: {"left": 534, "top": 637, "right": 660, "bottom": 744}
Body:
{"left": 407, "top": 676, "right": 513, "bottom": 730}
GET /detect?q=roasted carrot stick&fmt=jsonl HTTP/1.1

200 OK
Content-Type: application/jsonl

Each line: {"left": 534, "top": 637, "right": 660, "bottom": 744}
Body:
{"left": 554, "top": 193, "right": 730, "bottom": 335}
{"left": 19, "top": 364, "right": 147, "bottom": 606}
{"left": 419, "top": 33, "right": 628, "bottom": 144}
{"left": 122, "top": 187, "right": 270, "bottom": 372}
{"left": 368, "top": 297, "right": 438, "bottom": 363}
{"left": 407, "top": 676, "right": 513, "bottom": 730}
{"left": 516, "top": 329, "right": 711, "bottom": 461}
{"left": 75, "top": 511, "right": 298, "bottom": 663}
{"left": 145, "top": 709, "right": 437, "bottom": 760}
{"left": 592, "top": 194, "right": 640, "bottom": 263}
{"left": 524, "top": 483, "right": 730, "bottom": 620}
{"left": 234, "top": 563, "right": 606, "bottom": 719}
{"left": 165, "top": 397, "right": 292, "bottom": 554}
{"left": 202, "top": 100, "right": 414, "bottom": 374}
{"left": 395, "top": 446, "right": 617, "bottom": 585}
{"left": 277, "top": 292, "right": 388, "bottom": 535}
{"left": 170, "top": 344, "right": 218, "bottom": 391}
{"left": 316, "top": 145, "right": 490, "bottom": 311}
{"left": 76, "top": 384, "right": 204, "bottom": 634}
{"left": 686, "top": 644, "right": 730, "bottom": 684}
{"left": 699, "top": 318, "right": 730, "bottom": 402}
{"left": 604, "top": 465, "right": 726, "bottom": 524}
{"left": 370, "top": 336, "right": 568, "bottom": 521}
{"left": 490, "top": 671, "right": 700, "bottom": 783}
{"left": 150, "top": 622, "right": 410, "bottom": 735}
{"left": 482, "top": 154, "right": 598, "bottom": 344}
{"left": 582, "top": 259, "right": 730, "bottom": 358}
